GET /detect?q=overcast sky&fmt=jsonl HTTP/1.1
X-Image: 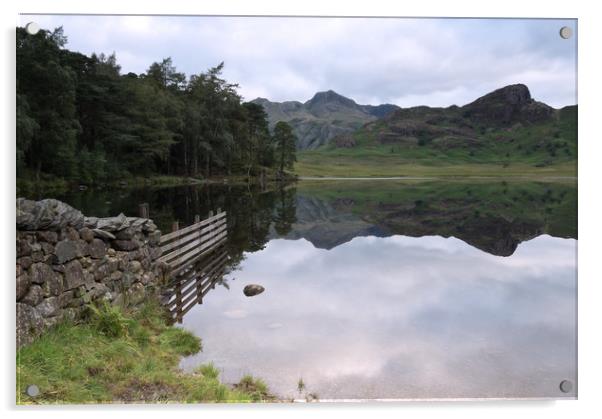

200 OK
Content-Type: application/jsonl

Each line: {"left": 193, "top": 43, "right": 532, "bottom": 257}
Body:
{"left": 20, "top": 15, "right": 577, "bottom": 108}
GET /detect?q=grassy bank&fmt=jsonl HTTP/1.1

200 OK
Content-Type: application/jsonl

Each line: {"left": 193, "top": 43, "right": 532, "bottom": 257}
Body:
{"left": 16, "top": 301, "right": 272, "bottom": 404}
{"left": 295, "top": 151, "right": 577, "bottom": 178}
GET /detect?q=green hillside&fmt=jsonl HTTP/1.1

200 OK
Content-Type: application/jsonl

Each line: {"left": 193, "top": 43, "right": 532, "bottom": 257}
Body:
{"left": 296, "top": 85, "right": 577, "bottom": 177}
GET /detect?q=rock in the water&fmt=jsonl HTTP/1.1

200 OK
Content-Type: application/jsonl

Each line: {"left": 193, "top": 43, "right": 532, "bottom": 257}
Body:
{"left": 243, "top": 284, "right": 265, "bottom": 297}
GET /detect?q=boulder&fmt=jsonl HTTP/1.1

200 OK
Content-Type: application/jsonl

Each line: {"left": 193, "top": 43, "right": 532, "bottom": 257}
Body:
{"left": 243, "top": 284, "right": 265, "bottom": 297}
{"left": 16, "top": 198, "right": 84, "bottom": 231}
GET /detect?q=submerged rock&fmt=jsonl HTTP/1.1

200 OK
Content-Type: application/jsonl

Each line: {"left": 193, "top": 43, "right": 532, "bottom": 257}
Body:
{"left": 243, "top": 284, "right": 265, "bottom": 297}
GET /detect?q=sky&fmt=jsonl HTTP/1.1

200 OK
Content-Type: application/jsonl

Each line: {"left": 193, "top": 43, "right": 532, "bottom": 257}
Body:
{"left": 20, "top": 15, "right": 577, "bottom": 108}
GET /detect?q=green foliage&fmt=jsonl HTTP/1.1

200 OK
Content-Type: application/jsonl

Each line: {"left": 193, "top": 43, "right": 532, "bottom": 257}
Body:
{"left": 159, "top": 328, "right": 202, "bottom": 356}
{"left": 16, "top": 26, "right": 282, "bottom": 186}
{"left": 87, "top": 301, "right": 130, "bottom": 338}
{"left": 16, "top": 300, "right": 266, "bottom": 404}
{"left": 273, "top": 121, "right": 297, "bottom": 175}
{"left": 235, "top": 375, "right": 271, "bottom": 402}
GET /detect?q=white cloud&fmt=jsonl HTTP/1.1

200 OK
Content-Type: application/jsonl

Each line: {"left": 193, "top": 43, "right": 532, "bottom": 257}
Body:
{"left": 19, "top": 15, "right": 577, "bottom": 107}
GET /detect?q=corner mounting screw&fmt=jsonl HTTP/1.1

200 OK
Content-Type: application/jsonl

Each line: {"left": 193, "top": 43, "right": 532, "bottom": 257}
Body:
{"left": 559, "top": 379, "right": 573, "bottom": 393}
{"left": 25, "top": 384, "right": 40, "bottom": 397}
{"left": 25, "top": 22, "right": 40, "bottom": 35}
{"left": 559, "top": 26, "right": 572, "bottom": 39}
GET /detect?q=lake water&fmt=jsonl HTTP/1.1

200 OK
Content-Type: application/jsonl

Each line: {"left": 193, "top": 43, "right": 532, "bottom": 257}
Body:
{"left": 43, "top": 179, "right": 577, "bottom": 400}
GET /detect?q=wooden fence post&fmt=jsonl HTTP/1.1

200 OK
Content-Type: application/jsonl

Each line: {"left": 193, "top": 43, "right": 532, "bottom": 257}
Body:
{"left": 139, "top": 203, "right": 149, "bottom": 218}
{"left": 171, "top": 221, "right": 179, "bottom": 232}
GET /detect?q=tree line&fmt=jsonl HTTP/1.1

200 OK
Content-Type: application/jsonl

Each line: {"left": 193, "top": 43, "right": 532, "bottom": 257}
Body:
{"left": 16, "top": 26, "right": 297, "bottom": 185}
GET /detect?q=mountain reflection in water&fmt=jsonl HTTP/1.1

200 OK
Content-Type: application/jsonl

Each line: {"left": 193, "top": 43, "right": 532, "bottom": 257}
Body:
{"left": 44, "top": 179, "right": 577, "bottom": 399}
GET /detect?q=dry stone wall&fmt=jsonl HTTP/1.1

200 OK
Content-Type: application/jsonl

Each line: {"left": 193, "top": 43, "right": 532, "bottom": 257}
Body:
{"left": 16, "top": 198, "right": 166, "bottom": 348}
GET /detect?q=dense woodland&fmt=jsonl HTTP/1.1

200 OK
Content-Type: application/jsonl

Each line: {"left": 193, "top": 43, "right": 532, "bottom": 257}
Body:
{"left": 16, "top": 27, "right": 297, "bottom": 185}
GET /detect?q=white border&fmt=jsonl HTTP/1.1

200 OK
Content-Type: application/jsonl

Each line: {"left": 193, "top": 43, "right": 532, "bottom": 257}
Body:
{"left": 2, "top": 1, "right": 600, "bottom": 418}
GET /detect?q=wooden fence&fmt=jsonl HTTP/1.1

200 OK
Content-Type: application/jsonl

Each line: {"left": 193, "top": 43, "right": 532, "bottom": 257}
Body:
{"left": 158, "top": 209, "right": 228, "bottom": 277}
{"left": 152, "top": 207, "right": 229, "bottom": 322}
{"left": 161, "top": 244, "right": 229, "bottom": 322}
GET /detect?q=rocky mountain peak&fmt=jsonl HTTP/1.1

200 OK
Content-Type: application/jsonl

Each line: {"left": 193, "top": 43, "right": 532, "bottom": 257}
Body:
{"left": 305, "top": 90, "right": 358, "bottom": 109}
{"left": 463, "top": 83, "right": 553, "bottom": 125}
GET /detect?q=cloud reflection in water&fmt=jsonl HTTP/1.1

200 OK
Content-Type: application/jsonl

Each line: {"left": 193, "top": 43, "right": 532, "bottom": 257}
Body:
{"left": 179, "top": 234, "right": 576, "bottom": 400}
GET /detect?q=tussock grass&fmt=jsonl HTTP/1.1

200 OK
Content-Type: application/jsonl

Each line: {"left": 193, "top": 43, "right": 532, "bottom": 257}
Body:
{"left": 16, "top": 301, "right": 270, "bottom": 404}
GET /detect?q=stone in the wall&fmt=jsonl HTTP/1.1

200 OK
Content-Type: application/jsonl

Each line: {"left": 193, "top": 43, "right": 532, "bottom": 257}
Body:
{"left": 17, "top": 273, "right": 30, "bottom": 301}
{"left": 75, "top": 240, "right": 89, "bottom": 258}
{"left": 40, "top": 242, "right": 54, "bottom": 255}
{"left": 18, "top": 256, "right": 32, "bottom": 270}
{"left": 55, "top": 240, "right": 78, "bottom": 264}
{"left": 79, "top": 227, "right": 94, "bottom": 243}
{"left": 36, "top": 231, "right": 58, "bottom": 244}
{"left": 31, "top": 251, "right": 44, "bottom": 263}
{"left": 21, "top": 284, "right": 44, "bottom": 306}
{"left": 63, "top": 227, "right": 80, "bottom": 241}
{"left": 36, "top": 297, "right": 60, "bottom": 317}
{"left": 127, "top": 282, "right": 146, "bottom": 305}
{"left": 95, "top": 213, "right": 129, "bottom": 232}
{"left": 63, "top": 259, "right": 85, "bottom": 290}
{"left": 16, "top": 303, "right": 44, "bottom": 348}
{"left": 115, "top": 227, "right": 136, "bottom": 240}
{"left": 30, "top": 262, "right": 55, "bottom": 285}
{"left": 107, "top": 257, "right": 119, "bottom": 273}
{"left": 93, "top": 229, "right": 116, "bottom": 240}
{"left": 17, "top": 198, "right": 85, "bottom": 231}
{"left": 42, "top": 271, "right": 63, "bottom": 297}
{"left": 58, "top": 290, "right": 75, "bottom": 308}
{"left": 88, "top": 238, "right": 107, "bottom": 259}
{"left": 94, "top": 261, "right": 112, "bottom": 282}
{"left": 110, "top": 271, "right": 123, "bottom": 282}
{"left": 128, "top": 260, "right": 142, "bottom": 273}
{"left": 112, "top": 239, "right": 140, "bottom": 251}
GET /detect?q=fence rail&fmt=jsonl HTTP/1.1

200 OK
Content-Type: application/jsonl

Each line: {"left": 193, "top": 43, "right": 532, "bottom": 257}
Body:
{"left": 154, "top": 207, "right": 229, "bottom": 322}
{"left": 159, "top": 210, "right": 227, "bottom": 277}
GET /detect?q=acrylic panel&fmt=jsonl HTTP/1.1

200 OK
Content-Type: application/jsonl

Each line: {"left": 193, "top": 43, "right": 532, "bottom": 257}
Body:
{"left": 15, "top": 15, "right": 577, "bottom": 403}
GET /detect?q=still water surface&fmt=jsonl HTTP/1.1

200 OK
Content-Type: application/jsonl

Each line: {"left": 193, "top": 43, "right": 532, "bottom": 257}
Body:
{"left": 43, "top": 179, "right": 577, "bottom": 399}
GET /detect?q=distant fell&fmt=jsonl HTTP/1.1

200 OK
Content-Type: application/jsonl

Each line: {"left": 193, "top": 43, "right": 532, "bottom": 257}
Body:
{"left": 251, "top": 91, "right": 399, "bottom": 149}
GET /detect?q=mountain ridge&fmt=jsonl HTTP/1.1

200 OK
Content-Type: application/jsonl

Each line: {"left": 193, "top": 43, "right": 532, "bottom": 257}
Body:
{"left": 251, "top": 90, "right": 399, "bottom": 150}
